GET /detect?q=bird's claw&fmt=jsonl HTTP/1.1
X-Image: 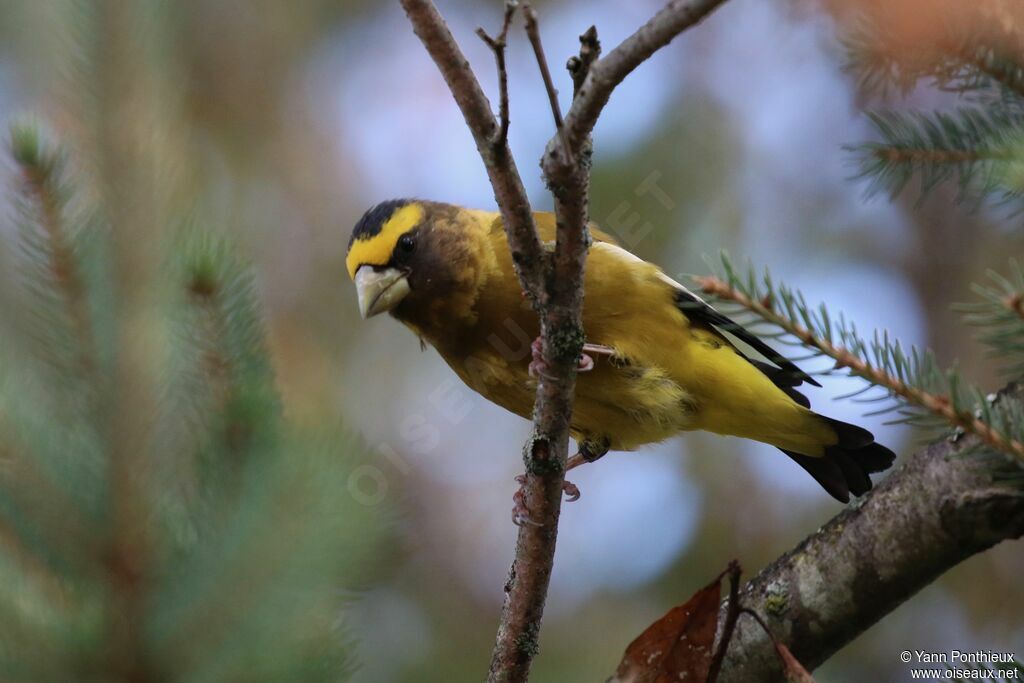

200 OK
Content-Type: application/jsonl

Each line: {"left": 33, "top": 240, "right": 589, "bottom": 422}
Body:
{"left": 528, "top": 337, "right": 599, "bottom": 379}
{"left": 511, "top": 473, "right": 582, "bottom": 526}
{"left": 512, "top": 474, "right": 543, "bottom": 527}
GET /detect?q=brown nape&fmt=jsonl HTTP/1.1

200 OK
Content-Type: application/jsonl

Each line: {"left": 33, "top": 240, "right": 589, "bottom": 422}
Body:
{"left": 392, "top": 203, "right": 492, "bottom": 339}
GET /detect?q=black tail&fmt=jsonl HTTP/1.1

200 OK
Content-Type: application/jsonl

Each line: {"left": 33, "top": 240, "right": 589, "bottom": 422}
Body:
{"left": 781, "top": 417, "right": 896, "bottom": 503}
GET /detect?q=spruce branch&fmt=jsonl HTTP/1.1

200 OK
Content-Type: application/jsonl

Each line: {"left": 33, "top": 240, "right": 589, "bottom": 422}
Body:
{"left": 841, "top": 3, "right": 1024, "bottom": 208}
{"left": 957, "top": 259, "right": 1024, "bottom": 378}
{"left": 178, "top": 233, "right": 281, "bottom": 476}
{"left": 850, "top": 108, "right": 1023, "bottom": 203}
{"left": 9, "top": 121, "right": 97, "bottom": 380}
{"left": 693, "top": 256, "right": 1024, "bottom": 464}
{"left": 841, "top": 3, "right": 1024, "bottom": 102}
{"left": 956, "top": 44, "right": 1024, "bottom": 103}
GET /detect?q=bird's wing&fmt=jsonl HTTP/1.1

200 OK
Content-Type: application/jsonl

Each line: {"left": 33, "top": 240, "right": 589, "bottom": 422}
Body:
{"left": 593, "top": 241, "right": 821, "bottom": 390}
{"left": 668, "top": 277, "right": 821, "bottom": 388}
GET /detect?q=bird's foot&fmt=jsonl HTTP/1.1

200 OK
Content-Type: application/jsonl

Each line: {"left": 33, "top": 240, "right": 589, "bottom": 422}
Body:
{"left": 511, "top": 475, "right": 542, "bottom": 527}
{"left": 528, "top": 338, "right": 615, "bottom": 379}
{"left": 527, "top": 338, "right": 554, "bottom": 380}
{"left": 511, "top": 474, "right": 582, "bottom": 526}
{"left": 567, "top": 440, "right": 610, "bottom": 472}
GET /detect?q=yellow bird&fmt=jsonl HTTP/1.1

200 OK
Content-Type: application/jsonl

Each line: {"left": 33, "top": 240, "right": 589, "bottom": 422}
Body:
{"left": 346, "top": 199, "right": 895, "bottom": 503}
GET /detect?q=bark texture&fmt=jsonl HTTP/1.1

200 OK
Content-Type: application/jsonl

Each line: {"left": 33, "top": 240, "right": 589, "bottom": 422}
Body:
{"left": 717, "top": 424, "right": 1024, "bottom": 681}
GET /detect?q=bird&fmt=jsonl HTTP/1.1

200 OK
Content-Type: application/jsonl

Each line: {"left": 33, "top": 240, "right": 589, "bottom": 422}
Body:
{"left": 345, "top": 198, "right": 895, "bottom": 512}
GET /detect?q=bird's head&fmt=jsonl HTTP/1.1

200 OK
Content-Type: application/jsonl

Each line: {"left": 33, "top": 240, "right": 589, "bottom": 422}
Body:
{"left": 346, "top": 199, "right": 425, "bottom": 319}
{"left": 346, "top": 199, "right": 495, "bottom": 327}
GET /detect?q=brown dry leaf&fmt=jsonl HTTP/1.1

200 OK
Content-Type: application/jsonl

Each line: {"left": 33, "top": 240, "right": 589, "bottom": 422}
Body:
{"left": 610, "top": 576, "right": 721, "bottom": 683}
{"left": 775, "top": 642, "right": 817, "bottom": 683}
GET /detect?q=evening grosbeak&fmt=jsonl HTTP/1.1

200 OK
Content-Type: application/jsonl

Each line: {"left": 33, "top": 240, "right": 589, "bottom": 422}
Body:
{"left": 345, "top": 199, "right": 895, "bottom": 503}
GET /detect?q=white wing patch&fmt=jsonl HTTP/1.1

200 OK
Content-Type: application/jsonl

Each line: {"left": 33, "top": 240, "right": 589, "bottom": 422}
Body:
{"left": 592, "top": 241, "right": 713, "bottom": 305}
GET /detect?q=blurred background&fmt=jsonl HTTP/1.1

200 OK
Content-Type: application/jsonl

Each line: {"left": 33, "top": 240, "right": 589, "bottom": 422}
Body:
{"left": 0, "top": 0, "right": 1020, "bottom": 681}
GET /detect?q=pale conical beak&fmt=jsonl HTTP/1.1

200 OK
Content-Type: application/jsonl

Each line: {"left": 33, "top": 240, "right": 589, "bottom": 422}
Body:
{"left": 354, "top": 266, "right": 410, "bottom": 319}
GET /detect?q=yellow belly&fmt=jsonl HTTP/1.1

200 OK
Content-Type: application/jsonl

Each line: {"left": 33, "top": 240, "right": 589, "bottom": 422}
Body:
{"left": 447, "top": 346, "right": 694, "bottom": 451}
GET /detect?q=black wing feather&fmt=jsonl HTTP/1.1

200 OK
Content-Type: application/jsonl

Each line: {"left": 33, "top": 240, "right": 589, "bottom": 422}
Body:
{"left": 674, "top": 288, "right": 821, "bottom": 388}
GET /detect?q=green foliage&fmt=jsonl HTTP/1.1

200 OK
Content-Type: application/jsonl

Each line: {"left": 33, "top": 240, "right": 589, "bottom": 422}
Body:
{"left": 843, "top": 3, "right": 1024, "bottom": 208}
{"left": 699, "top": 253, "right": 1024, "bottom": 465}
{"left": 850, "top": 108, "right": 1024, "bottom": 204}
{"left": 957, "top": 259, "right": 1024, "bottom": 378}
{"left": 0, "top": 121, "right": 389, "bottom": 681}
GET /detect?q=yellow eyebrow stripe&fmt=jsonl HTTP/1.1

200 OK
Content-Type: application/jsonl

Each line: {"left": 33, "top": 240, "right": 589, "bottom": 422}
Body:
{"left": 346, "top": 203, "right": 424, "bottom": 279}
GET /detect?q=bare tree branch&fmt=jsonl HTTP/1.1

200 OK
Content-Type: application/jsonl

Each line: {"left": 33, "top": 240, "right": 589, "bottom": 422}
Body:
{"left": 560, "top": 0, "right": 729, "bottom": 154}
{"left": 523, "top": 3, "right": 573, "bottom": 165}
{"left": 707, "top": 560, "right": 742, "bottom": 683}
{"left": 399, "top": 3, "right": 583, "bottom": 681}
{"left": 400, "top": 0, "right": 546, "bottom": 304}
{"left": 475, "top": 1, "right": 518, "bottom": 148}
{"left": 716, "top": 394, "right": 1024, "bottom": 682}
{"left": 566, "top": 26, "right": 601, "bottom": 97}
{"left": 400, "top": 1, "right": 733, "bottom": 680}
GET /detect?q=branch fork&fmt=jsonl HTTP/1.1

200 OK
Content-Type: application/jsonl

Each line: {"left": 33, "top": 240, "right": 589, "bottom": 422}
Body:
{"left": 398, "top": 1, "right": 730, "bottom": 680}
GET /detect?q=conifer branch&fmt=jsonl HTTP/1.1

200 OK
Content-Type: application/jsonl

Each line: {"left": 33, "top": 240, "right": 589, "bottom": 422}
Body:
{"left": 694, "top": 263, "right": 1024, "bottom": 463}
{"left": 851, "top": 109, "right": 1022, "bottom": 201}
{"left": 9, "top": 123, "right": 96, "bottom": 377}
{"left": 956, "top": 45, "right": 1024, "bottom": 102}
{"left": 958, "top": 259, "right": 1024, "bottom": 378}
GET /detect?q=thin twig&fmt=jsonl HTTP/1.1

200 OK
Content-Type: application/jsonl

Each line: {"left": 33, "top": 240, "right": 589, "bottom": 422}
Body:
{"left": 707, "top": 560, "right": 742, "bottom": 683}
{"left": 738, "top": 608, "right": 778, "bottom": 648}
{"left": 695, "top": 275, "right": 1024, "bottom": 461}
{"left": 872, "top": 146, "right": 1004, "bottom": 164}
{"left": 566, "top": 26, "right": 601, "bottom": 98}
{"left": 522, "top": 3, "right": 573, "bottom": 164}
{"left": 561, "top": 0, "right": 729, "bottom": 153}
{"left": 15, "top": 149, "right": 97, "bottom": 376}
{"left": 476, "top": 1, "right": 518, "bottom": 148}
{"left": 400, "top": 0, "right": 547, "bottom": 305}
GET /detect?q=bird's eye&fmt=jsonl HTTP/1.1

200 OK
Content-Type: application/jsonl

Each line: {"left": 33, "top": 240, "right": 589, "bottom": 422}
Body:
{"left": 398, "top": 234, "right": 416, "bottom": 254}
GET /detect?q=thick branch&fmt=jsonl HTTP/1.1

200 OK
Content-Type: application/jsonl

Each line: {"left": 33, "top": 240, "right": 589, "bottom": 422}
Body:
{"left": 716, "top": 406, "right": 1024, "bottom": 681}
